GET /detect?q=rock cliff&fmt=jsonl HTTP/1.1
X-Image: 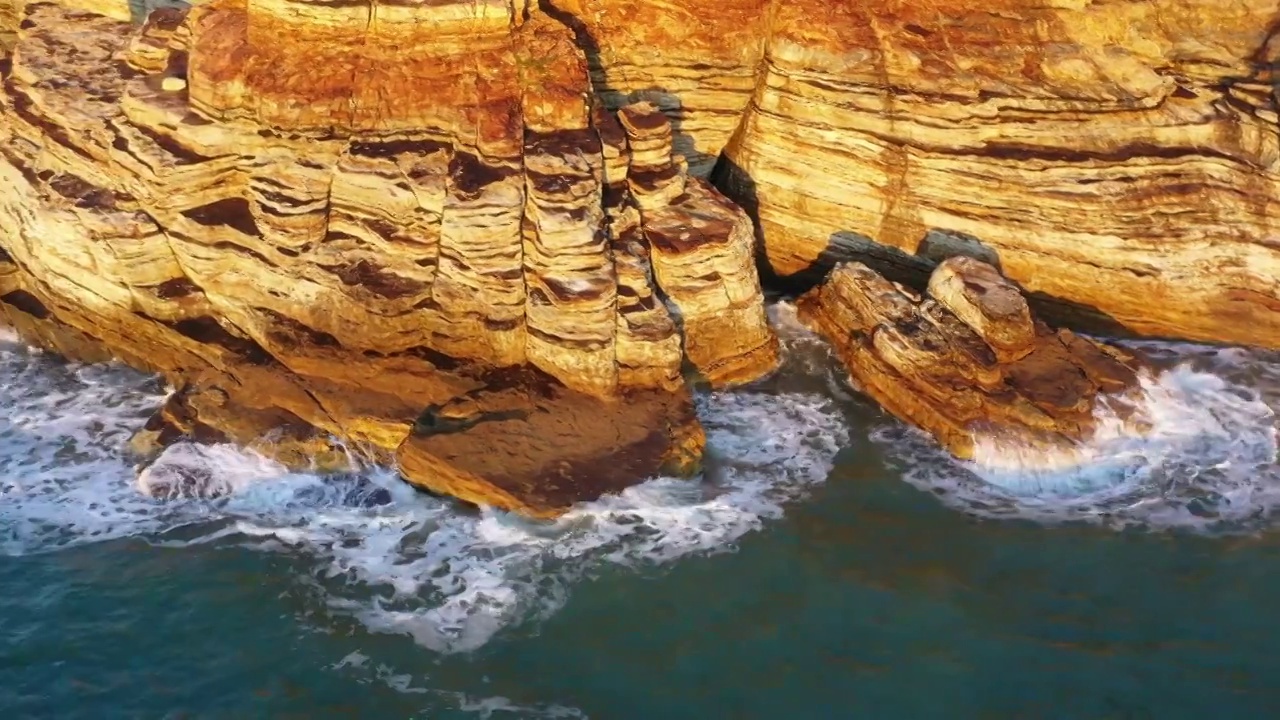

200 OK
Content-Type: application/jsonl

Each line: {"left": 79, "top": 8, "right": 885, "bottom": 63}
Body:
{"left": 542, "top": 0, "right": 770, "bottom": 177}
{"left": 0, "top": 1, "right": 779, "bottom": 516}
{"left": 718, "top": 0, "right": 1280, "bottom": 347}
{"left": 4, "top": 0, "right": 1280, "bottom": 512}
{"left": 798, "top": 257, "right": 1146, "bottom": 463}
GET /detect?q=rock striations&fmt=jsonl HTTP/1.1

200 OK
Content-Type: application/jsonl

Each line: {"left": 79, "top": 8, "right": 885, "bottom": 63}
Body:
{"left": 542, "top": 0, "right": 771, "bottom": 177}
{"left": 0, "top": 0, "right": 779, "bottom": 516}
{"left": 4, "top": 0, "right": 1280, "bottom": 510}
{"left": 798, "top": 257, "right": 1146, "bottom": 464}
{"left": 718, "top": 0, "right": 1280, "bottom": 347}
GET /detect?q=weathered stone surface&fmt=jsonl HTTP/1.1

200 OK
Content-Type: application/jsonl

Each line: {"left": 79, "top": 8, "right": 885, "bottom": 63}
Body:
{"left": 718, "top": 0, "right": 1280, "bottom": 348}
{"left": 1, "top": 2, "right": 17, "bottom": 51}
{"left": 545, "top": 0, "right": 770, "bottom": 177}
{"left": 7, "top": 0, "right": 1280, "bottom": 510}
{"left": 927, "top": 259, "right": 1035, "bottom": 364}
{"left": 0, "top": 1, "right": 776, "bottom": 516}
{"left": 798, "top": 258, "right": 1145, "bottom": 461}
{"left": 397, "top": 367, "right": 703, "bottom": 519}
{"left": 622, "top": 101, "right": 779, "bottom": 386}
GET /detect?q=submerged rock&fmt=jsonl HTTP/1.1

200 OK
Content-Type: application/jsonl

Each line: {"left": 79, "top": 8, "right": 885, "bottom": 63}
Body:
{"left": 798, "top": 257, "right": 1146, "bottom": 463}
{"left": 0, "top": 1, "right": 778, "bottom": 516}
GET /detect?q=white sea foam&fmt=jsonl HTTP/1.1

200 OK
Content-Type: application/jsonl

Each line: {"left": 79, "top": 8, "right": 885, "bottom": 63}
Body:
{"left": 328, "top": 655, "right": 589, "bottom": 719}
{"left": 452, "top": 694, "right": 587, "bottom": 719}
{"left": 137, "top": 442, "right": 295, "bottom": 500}
{"left": 12, "top": 301, "right": 1278, "bottom": 665}
{"left": 0, "top": 344, "right": 177, "bottom": 552}
{"left": 221, "top": 389, "right": 848, "bottom": 654}
{"left": 875, "top": 346, "right": 1280, "bottom": 532}
{"left": 0, "top": 334, "right": 848, "bottom": 655}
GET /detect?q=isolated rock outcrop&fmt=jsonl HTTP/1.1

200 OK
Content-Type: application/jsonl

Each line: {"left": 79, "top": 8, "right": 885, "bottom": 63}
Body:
{"left": 798, "top": 257, "right": 1146, "bottom": 461}
{"left": 717, "top": 0, "right": 1280, "bottom": 347}
{"left": 0, "top": 1, "right": 779, "bottom": 516}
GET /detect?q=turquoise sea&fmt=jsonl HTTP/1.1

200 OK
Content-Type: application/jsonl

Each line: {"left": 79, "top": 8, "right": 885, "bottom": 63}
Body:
{"left": 3, "top": 306, "right": 1280, "bottom": 719}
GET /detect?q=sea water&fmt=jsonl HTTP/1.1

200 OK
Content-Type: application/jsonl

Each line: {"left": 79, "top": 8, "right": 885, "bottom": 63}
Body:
{"left": 3, "top": 309, "right": 1280, "bottom": 718}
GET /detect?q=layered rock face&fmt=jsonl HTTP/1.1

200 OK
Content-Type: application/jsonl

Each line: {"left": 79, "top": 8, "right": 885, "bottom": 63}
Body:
{"left": 543, "top": 0, "right": 770, "bottom": 177}
{"left": 719, "top": 0, "right": 1280, "bottom": 347}
{"left": 5, "top": 0, "right": 1280, "bottom": 511}
{"left": 798, "top": 257, "right": 1145, "bottom": 462}
{"left": 0, "top": 1, "right": 779, "bottom": 516}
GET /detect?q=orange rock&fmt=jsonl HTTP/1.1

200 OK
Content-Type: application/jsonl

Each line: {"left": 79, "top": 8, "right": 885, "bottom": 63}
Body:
{"left": 720, "top": 0, "right": 1280, "bottom": 348}
{"left": 798, "top": 259, "right": 1145, "bottom": 462}
{"left": 8, "top": 0, "right": 1279, "bottom": 510}
{"left": 0, "top": 1, "right": 779, "bottom": 517}
{"left": 544, "top": 0, "right": 771, "bottom": 176}
{"left": 396, "top": 368, "right": 705, "bottom": 518}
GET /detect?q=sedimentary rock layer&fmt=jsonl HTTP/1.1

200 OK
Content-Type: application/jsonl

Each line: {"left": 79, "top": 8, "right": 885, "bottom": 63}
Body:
{"left": 618, "top": 102, "right": 779, "bottom": 386}
{"left": 14, "top": 0, "right": 1280, "bottom": 354}
{"left": 798, "top": 257, "right": 1145, "bottom": 462}
{"left": 717, "top": 0, "right": 1280, "bottom": 347}
{"left": 0, "top": 1, "right": 779, "bottom": 516}
{"left": 544, "top": 0, "right": 770, "bottom": 177}
{"left": 6, "top": 0, "right": 1280, "bottom": 510}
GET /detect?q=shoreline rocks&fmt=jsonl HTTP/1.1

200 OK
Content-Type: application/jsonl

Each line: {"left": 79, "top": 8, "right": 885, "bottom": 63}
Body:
{"left": 5, "top": 0, "right": 1279, "bottom": 513}
{"left": 797, "top": 258, "right": 1147, "bottom": 463}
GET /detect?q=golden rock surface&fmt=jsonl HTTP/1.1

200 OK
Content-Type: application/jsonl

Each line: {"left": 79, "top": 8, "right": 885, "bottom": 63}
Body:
{"left": 0, "top": 1, "right": 779, "bottom": 515}
{"left": 4, "top": 0, "right": 1280, "bottom": 510}
{"left": 543, "top": 0, "right": 770, "bottom": 177}
{"left": 798, "top": 258, "right": 1146, "bottom": 462}
{"left": 718, "top": 0, "right": 1280, "bottom": 347}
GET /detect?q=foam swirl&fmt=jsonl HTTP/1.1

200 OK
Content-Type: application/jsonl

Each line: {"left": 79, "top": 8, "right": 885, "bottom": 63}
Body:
{"left": 876, "top": 343, "right": 1280, "bottom": 532}
{"left": 0, "top": 327, "right": 848, "bottom": 653}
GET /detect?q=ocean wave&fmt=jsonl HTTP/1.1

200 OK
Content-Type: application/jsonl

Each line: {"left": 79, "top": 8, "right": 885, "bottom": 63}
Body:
{"left": 874, "top": 344, "right": 1280, "bottom": 533}
{"left": 9, "top": 303, "right": 1280, "bottom": 664}
{"left": 0, "top": 320, "right": 848, "bottom": 654}
{"left": 156, "top": 389, "right": 847, "bottom": 654}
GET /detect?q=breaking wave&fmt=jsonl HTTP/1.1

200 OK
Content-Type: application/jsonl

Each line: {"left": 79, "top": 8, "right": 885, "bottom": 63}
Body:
{"left": 875, "top": 342, "right": 1280, "bottom": 532}
{"left": 0, "top": 319, "right": 848, "bottom": 653}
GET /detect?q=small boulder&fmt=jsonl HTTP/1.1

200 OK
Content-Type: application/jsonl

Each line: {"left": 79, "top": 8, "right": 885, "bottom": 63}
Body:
{"left": 798, "top": 259, "right": 1144, "bottom": 463}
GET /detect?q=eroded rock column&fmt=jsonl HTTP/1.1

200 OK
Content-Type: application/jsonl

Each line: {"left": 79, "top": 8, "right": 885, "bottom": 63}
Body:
{"left": 621, "top": 102, "right": 780, "bottom": 387}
